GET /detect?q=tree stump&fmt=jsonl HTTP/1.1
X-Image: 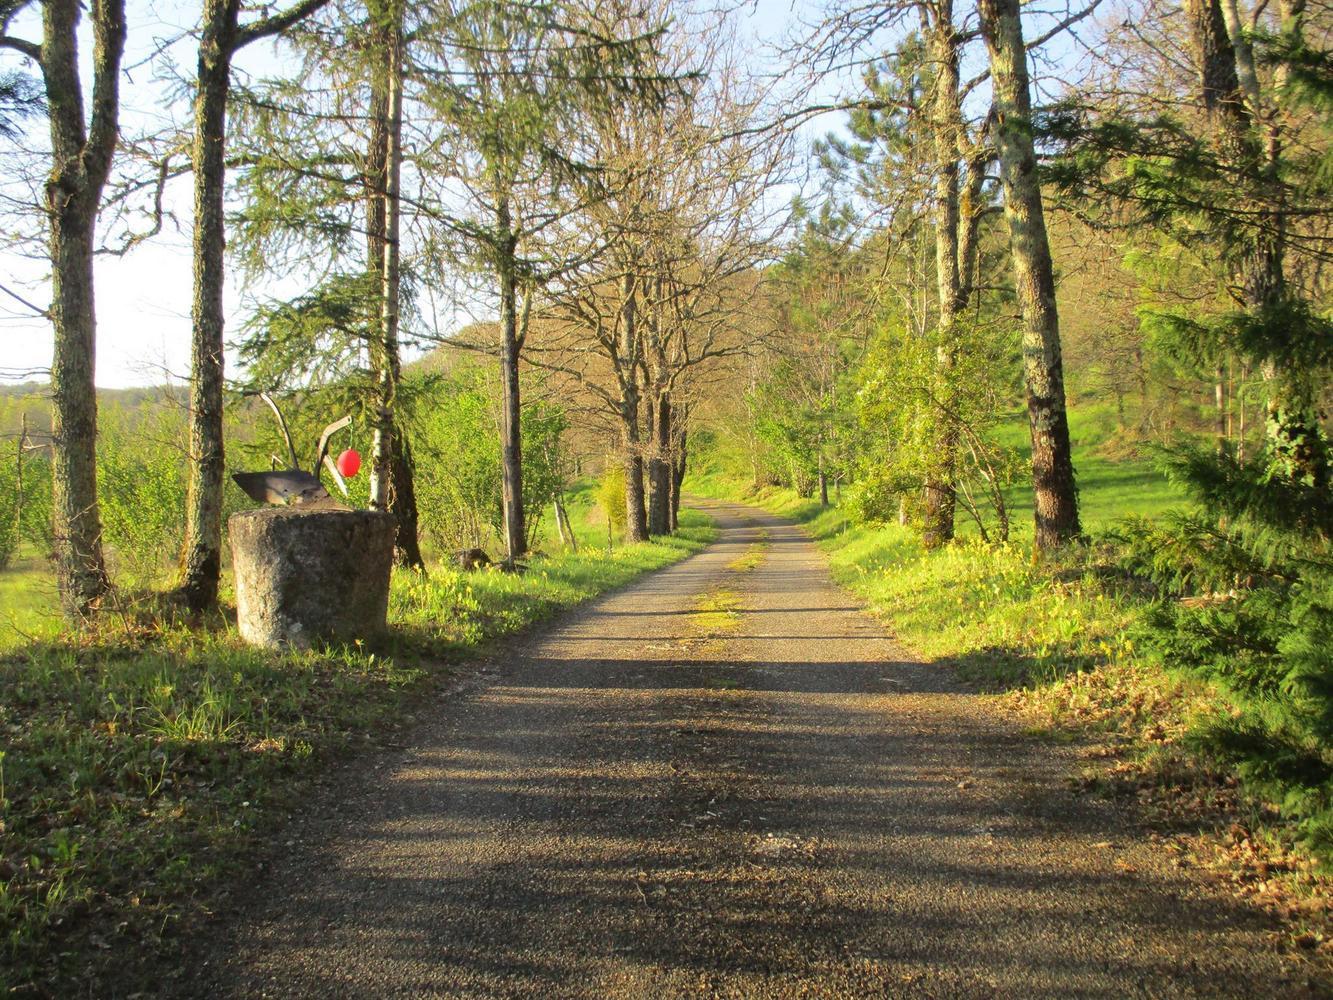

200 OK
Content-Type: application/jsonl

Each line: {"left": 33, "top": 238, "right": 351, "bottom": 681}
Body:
{"left": 229, "top": 507, "right": 397, "bottom": 649}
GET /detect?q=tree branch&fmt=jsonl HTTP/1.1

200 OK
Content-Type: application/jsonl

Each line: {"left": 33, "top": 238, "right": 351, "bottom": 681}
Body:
{"left": 85, "top": 0, "right": 127, "bottom": 182}
{"left": 235, "top": 0, "right": 331, "bottom": 50}
{"left": 0, "top": 279, "right": 48, "bottom": 317}
{"left": 0, "top": 33, "right": 40, "bottom": 63}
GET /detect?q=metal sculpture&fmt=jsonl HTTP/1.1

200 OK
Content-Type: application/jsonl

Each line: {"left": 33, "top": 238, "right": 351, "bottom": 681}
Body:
{"left": 232, "top": 392, "right": 354, "bottom": 506}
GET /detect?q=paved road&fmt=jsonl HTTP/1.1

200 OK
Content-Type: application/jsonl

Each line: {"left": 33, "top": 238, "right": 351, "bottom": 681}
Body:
{"left": 196, "top": 499, "right": 1316, "bottom": 998}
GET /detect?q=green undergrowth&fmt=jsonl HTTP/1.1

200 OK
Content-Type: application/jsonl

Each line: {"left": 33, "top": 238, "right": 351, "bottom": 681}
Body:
{"left": 0, "top": 508, "right": 715, "bottom": 995}
{"left": 0, "top": 551, "right": 63, "bottom": 655}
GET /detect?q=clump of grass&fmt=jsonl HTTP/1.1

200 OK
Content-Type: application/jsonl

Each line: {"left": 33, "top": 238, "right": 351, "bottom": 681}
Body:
{"left": 0, "top": 508, "right": 716, "bottom": 996}
{"left": 727, "top": 529, "right": 769, "bottom": 573}
{"left": 693, "top": 588, "right": 743, "bottom": 635}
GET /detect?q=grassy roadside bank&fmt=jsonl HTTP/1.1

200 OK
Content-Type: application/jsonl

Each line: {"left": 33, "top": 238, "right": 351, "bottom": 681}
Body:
{"left": 686, "top": 475, "right": 1333, "bottom": 958}
{"left": 0, "top": 505, "right": 715, "bottom": 996}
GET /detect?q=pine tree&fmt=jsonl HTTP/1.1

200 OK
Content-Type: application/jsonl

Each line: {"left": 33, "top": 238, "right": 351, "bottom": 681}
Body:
{"left": 1076, "top": 10, "right": 1333, "bottom": 856}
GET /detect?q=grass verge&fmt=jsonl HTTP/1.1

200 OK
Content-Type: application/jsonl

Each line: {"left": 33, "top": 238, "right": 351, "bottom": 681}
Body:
{"left": 0, "top": 508, "right": 715, "bottom": 996}
{"left": 686, "top": 476, "right": 1333, "bottom": 961}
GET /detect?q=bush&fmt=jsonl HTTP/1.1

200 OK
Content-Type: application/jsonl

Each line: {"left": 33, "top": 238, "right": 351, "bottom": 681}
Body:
{"left": 0, "top": 453, "right": 18, "bottom": 569}
{"left": 410, "top": 365, "right": 568, "bottom": 557}
{"left": 96, "top": 404, "right": 189, "bottom": 588}
{"left": 596, "top": 463, "right": 627, "bottom": 538}
{"left": 1117, "top": 447, "right": 1333, "bottom": 858}
{"left": 413, "top": 372, "right": 503, "bottom": 553}
{"left": 17, "top": 455, "right": 52, "bottom": 558}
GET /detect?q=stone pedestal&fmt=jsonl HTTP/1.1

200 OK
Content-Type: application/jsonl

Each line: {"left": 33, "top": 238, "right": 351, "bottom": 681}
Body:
{"left": 229, "top": 507, "right": 397, "bottom": 649}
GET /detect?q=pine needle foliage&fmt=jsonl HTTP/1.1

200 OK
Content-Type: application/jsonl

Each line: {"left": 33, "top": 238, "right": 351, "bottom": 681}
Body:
{"left": 1116, "top": 439, "right": 1333, "bottom": 857}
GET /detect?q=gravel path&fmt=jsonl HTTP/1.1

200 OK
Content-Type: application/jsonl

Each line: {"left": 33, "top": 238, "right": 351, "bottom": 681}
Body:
{"left": 195, "top": 499, "right": 1319, "bottom": 998}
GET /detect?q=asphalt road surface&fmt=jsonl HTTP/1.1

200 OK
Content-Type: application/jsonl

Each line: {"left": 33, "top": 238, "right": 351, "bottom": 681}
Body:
{"left": 194, "top": 499, "right": 1319, "bottom": 998}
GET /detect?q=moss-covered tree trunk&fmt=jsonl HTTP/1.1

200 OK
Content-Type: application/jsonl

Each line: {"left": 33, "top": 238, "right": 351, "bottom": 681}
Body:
{"left": 978, "top": 0, "right": 1082, "bottom": 551}
{"left": 647, "top": 392, "right": 672, "bottom": 535}
{"left": 622, "top": 401, "right": 648, "bottom": 544}
{"left": 179, "top": 0, "right": 330, "bottom": 610}
{"left": 497, "top": 201, "right": 527, "bottom": 562}
{"left": 40, "top": 0, "right": 127, "bottom": 618}
{"left": 670, "top": 415, "right": 688, "bottom": 531}
{"left": 617, "top": 274, "right": 649, "bottom": 543}
{"left": 181, "top": 0, "right": 237, "bottom": 612}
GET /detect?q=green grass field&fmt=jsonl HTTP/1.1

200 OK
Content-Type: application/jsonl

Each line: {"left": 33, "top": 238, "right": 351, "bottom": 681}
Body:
{"left": 993, "top": 404, "right": 1184, "bottom": 533}
{"left": 0, "top": 549, "right": 63, "bottom": 653}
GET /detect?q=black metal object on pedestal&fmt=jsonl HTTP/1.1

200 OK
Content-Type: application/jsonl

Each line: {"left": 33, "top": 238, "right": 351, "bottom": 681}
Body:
{"left": 231, "top": 392, "right": 353, "bottom": 506}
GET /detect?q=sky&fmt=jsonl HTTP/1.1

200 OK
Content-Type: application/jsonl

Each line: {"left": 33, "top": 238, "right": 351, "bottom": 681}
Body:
{"left": 0, "top": 0, "right": 1101, "bottom": 389}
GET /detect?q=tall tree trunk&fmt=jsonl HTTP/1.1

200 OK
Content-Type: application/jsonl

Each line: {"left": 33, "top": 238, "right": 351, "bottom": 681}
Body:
{"left": 620, "top": 395, "right": 649, "bottom": 542}
{"left": 621, "top": 394, "right": 648, "bottom": 543}
{"left": 369, "top": 13, "right": 402, "bottom": 515}
{"left": 978, "top": 0, "right": 1082, "bottom": 550}
{"left": 647, "top": 392, "right": 672, "bottom": 535}
{"left": 41, "top": 0, "right": 127, "bottom": 618}
{"left": 670, "top": 417, "right": 687, "bottom": 531}
{"left": 497, "top": 205, "right": 526, "bottom": 562}
{"left": 922, "top": 1, "right": 961, "bottom": 548}
{"left": 181, "top": 0, "right": 238, "bottom": 611}
{"left": 362, "top": 8, "right": 422, "bottom": 568}
{"left": 616, "top": 272, "right": 648, "bottom": 543}
{"left": 177, "top": 0, "right": 329, "bottom": 609}
{"left": 390, "top": 432, "right": 424, "bottom": 567}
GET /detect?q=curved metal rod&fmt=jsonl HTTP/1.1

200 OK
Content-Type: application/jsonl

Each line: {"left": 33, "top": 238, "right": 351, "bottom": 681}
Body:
{"left": 258, "top": 392, "right": 300, "bottom": 469}
{"left": 314, "top": 415, "right": 352, "bottom": 475}
{"left": 322, "top": 454, "right": 350, "bottom": 498}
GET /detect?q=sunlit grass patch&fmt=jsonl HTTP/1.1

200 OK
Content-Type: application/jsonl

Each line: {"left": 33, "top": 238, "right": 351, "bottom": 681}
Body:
{"left": 727, "top": 529, "right": 770, "bottom": 573}
{"left": 0, "top": 551, "right": 62, "bottom": 653}
{"left": 693, "top": 587, "right": 743, "bottom": 635}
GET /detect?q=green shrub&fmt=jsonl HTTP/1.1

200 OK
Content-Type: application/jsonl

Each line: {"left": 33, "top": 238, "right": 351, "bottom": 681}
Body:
{"left": 413, "top": 372, "right": 503, "bottom": 553}
{"left": 596, "top": 463, "right": 627, "bottom": 537}
{"left": 0, "top": 454, "right": 18, "bottom": 569}
{"left": 1117, "top": 447, "right": 1333, "bottom": 859}
{"left": 16, "top": 456, "right": 52, "bottom": 558}
{"left": 410, "top": 365, "right": 567, "bottom": 557}
{"left": 96, "top": 404, "right": 189, "bottom": 588}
